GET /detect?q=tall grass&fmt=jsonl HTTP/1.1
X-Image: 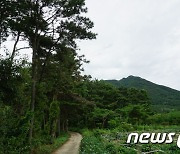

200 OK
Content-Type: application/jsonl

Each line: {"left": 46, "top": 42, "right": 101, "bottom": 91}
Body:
{"left": 34, "top": 132, "right": 70, "bottom": 154}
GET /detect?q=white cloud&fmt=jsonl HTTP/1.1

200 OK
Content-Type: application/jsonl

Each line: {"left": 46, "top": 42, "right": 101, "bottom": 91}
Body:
{"left": 79, "top": 0, "right": 180, "bottom": 90}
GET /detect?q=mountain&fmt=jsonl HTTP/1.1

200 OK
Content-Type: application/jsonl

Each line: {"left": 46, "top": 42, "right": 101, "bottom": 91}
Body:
{"left": 105, "top": 76, "right": 180, "bottom": 111}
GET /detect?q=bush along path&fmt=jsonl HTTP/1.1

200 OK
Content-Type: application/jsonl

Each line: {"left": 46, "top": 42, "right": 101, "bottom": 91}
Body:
{"left": 52, "top": 132, "right": 82, "bottom": 154}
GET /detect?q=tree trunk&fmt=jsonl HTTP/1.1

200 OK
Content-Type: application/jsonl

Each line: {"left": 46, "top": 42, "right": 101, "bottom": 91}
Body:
{"left": 29, "top": 27, "right": 39, "bottom": 145}
{"left": 42, "top": 110, "right": 46, "bottom": 130}
{"left": 29, "top": 48, "right": 37, "bottom": 145}
{"left": 66, "top": 119, "right": 68, "bottom": 132}
{"left": 57, "top": 109, "right": 61, "bottom": 136}
{"left": 29, "top": 0, "right": 40, "bottom": 142}
{"left": 51, "top": 119, "right": 57, "bottom": 140}
{"left": 10, "top": 31, "right": 20, "bottom": 62}
{"left": 62, "top": 120, "right": 65, "bottom": 132}
{"left": 102, "top": 118, "right": 106, "bottom": 129}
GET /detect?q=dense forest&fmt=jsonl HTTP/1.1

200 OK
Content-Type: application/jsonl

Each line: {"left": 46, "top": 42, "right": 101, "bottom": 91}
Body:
{"left": 0, "top": 0, "right": 179, "bottom": 154}
{"left": 0, "top": 0, "right": 96, "bottom": 153}
{"left": 106, "top": 75, "right": 180, "bottom": 111}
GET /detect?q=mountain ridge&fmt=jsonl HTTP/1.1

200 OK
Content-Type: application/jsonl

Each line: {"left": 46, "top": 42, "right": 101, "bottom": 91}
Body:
{"left": 105, "top": 75, "right": 180, "bottom": 111}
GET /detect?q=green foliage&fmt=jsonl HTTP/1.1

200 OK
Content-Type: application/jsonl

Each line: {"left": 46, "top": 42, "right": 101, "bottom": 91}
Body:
{"left": 105, "top": 143, "right": 117, "bottom": 153}
{"left": 80, "top": 130, "right": 110, "bottom": 154}
{"left": 1, "top": 0, "right": 96, "bottom": 152}
{"left": 34, "top": 132, "right": 69, "bottom": 154}
{"left": 0, "top": 104, "right": 30, "bottom": 154}
{"left": 80, "top": 136, "right": 109, "bottom": 154}
{"left": 49, "top": 101, "right": 60, "bottom": 120}
{"left": 120, "top": 104, "right": 151, "bottom": 124}
{"left": 148, "top": 111, "right": 180, "bottom": 125}
{"left": 118, "top": 122, "right": 134, "bottom": 132}
{"left": 89, "top": 127, "right": 180, "bottom": 154}
{"left": 0, "top": 58, "right": 30, "bottom": 107}
{"left": 108, "top": 119, "right": 119, "bottom": 129}
{"left": 76, "top": 80, "right": 152, "bottom": 128}
{"left": 91, "top": 107, "right": 115, "bottom": 128}
{"left": 1, "top": 1, "right": 180, "bottom": 153}
{"left": 80, "top": 129, "right": 138, "bottom": 154}
{"left": 0, "top": 59, "right": 30, "bottom": 153}
{"left": 106, "top": 75, "right": 180, "bottom": 111}
{"left": 117, "top": 146, "right": 137, "bottom": 154}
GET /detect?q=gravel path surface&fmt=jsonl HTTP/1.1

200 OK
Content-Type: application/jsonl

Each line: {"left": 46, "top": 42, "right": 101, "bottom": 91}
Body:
{"left": 52, "top": 132, "right": 82, "bottom": 154}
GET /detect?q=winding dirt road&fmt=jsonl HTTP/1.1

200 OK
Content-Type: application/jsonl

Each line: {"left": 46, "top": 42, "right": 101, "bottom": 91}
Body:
{"left": 52, "top": 132, "right": 82, "bottom": 154}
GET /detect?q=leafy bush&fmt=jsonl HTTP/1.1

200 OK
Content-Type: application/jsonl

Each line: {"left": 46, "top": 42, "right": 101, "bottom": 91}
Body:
{"left": 105, "top": 143, "right": 117, "bottom": 153}
{"left": 117, "top": 146, "right": 137, "bottom": 154}
{"left": 80, "top": 129, "right": 110, "bottom": 154}
{"left": 0, "top": 105, "right": 30, "bottom": 154}
{"left": 34, "top": 132, "right": 69, "bottom": 154}
{"left": 148, "top": 111, "right": 180, "bottom": 125}
{"left": 118, "top": 122, "right": 134, "bottom": 132}
{"left": 80, "top": 136, "right": 110, "bottom": 154}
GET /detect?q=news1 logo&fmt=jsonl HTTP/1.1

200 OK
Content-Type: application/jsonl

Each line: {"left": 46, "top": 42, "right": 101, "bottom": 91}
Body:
{"left": 127, "top": 133, "right": 180, "bottom": 148}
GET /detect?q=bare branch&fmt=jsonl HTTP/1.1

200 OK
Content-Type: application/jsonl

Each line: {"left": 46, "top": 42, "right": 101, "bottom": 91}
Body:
{"left": 16, "top": 46, "right": 31, "bottom": 52}
{"left": 142, "top": 150, "right": 165, "bottom": 154}
{"left": 11, "top": 31, "right": 21, "bottom": 61}
{"left": 45, "top": 13, "right": 57, "bottom": 22}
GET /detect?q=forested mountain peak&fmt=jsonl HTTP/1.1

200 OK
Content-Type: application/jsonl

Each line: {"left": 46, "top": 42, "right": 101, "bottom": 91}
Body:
{"left": 106, "top": 76, "right": 180, "bottom": 111}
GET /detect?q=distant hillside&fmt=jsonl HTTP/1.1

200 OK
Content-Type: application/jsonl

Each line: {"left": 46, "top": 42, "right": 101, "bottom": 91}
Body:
{"left": 106, "top": 76, "right": 180, "bottom": 111}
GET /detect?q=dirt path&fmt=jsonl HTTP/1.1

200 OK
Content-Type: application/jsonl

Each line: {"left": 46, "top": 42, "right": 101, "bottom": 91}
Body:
{"left": 52, "top": 132, "right": 82, "bottom": 154}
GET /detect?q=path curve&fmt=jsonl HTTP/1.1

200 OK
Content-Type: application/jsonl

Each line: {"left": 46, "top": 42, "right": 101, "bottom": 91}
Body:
{"left": 52, "top": 132, "right": 82, "bottom": 154}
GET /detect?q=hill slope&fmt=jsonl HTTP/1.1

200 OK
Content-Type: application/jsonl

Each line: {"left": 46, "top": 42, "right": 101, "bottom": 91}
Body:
{"left": 106, "top": 76, "right": 180, "bottom": 111}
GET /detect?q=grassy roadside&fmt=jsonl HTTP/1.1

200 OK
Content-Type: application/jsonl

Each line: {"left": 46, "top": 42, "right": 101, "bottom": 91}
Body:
{"left": 80, "top": 129, "right": 136, "bottom": 154}
{"left": 80, "top": 129, "right": 109, "bottom": 154}
{"left": 80, "top": 127, "right": 180, "bottom": 154}
{"left": 34, "top": 132, "right": 70, "bottom": 154}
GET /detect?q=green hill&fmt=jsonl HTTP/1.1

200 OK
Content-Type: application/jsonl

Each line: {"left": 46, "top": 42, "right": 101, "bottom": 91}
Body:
{"left": 106, "top": 76, "right": 180, "bottom": 111}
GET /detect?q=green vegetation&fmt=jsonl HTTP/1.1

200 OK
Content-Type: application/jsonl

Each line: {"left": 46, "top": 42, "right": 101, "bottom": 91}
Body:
{"left": 80, "top": 128, "right": 180, "bottom": 154}
{"left": 106, "top": 75, "right": 180, "bottom": 111}
{"left": 0, "top": 0, "right": 96, "bottom": 153}
{"left": 34, "top": 132, "right": 69, "bottom": 154}
{"left": 148, "top": 111, "right": 180, "bottom": 125}
{"left": 80, "top": 130, "right": 110, "bottom": 154}
{"left": 76, "top": 80, "right": 152, "bottom": 128}
{"left": 80, "top": 129, "right": 136, "bottom": 154}
{"left": 1, "top": 1, "right": 180, "bottom": 154}
{"left": 78, "top": 81, "right": 179, "bottom": 153}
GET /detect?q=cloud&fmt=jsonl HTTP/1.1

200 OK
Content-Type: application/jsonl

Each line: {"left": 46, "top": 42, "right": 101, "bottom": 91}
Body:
{"left": 79, "top": 0, "right": 180, "bottom": 90}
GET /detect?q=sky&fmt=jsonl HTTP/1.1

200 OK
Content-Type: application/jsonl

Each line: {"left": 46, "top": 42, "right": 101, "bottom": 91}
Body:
{"left": 1, "top": 0, "right": 180, "bottom": 90}
{"left": 78, "top": 0, "right": 180, "bottom": 90}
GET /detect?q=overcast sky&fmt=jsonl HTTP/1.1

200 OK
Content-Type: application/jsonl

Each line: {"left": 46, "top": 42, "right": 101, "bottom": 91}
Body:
{"left": 79, "top": 0, "right": 180, "bottom": 90}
